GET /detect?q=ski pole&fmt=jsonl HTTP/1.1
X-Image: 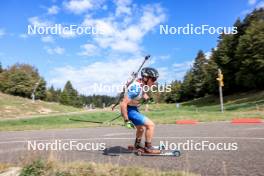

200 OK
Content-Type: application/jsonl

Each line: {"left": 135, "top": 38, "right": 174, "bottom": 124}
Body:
{"left": 111, "top": 55, "right": 150, "bottom": 110}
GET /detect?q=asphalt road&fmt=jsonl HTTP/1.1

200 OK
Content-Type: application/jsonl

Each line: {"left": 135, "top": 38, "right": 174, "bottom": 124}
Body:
{"left": 0, "top": 122, "right": 264, "bottom": 176}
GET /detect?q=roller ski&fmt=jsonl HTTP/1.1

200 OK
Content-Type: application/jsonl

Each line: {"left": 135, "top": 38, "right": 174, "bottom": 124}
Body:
{"left": 128, "top": 141, "right": 180, "bottom": 157}
{"left": 135, "top": 147, "right": 181, "bottom": 157}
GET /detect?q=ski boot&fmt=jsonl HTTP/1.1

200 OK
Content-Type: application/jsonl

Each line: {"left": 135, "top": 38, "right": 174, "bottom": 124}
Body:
{"left": 144, "top": 142, "right": 161, "bottom": 154}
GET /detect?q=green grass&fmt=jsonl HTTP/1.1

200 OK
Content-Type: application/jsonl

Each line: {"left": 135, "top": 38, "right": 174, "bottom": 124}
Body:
{"left": 18, "top": 159, "right": 197, "bottom": 176}
{"left": 0, "top": 92, "right": 80, "bottom": 118}
{"left": 182, "top": 90, "right": 264, "bottom": 111}
{"left": 0, "top": 111, "right": 123, "bottom": 131}
{"left": 0, "top": 91, "right": 263, "bottom": 131}
{"left": 146, "top": 91, "right": 264, "bottom": 123}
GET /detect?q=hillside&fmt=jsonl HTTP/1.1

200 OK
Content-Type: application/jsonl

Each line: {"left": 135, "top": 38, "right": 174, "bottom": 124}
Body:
{"left": 181, "top": 90, "right": 264, "bottom": 112}
{"left": 0, "top": 92, "right": 81, "bottom": 119}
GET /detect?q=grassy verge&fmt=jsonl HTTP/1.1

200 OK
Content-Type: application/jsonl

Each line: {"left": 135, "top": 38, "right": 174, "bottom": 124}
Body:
{"left": 0, "top": 91, "right": 263, "bottom": 131}
{"left": 0, "top": 92, "right": 80, "bottom": 118}
{"left": 18, "top": 159, "right": 197, "bottom": 176}
{"left": 0, "top": 163, "right": 11, "bottom": 173}
{"left": 182, "top": 90, "right": 264, "bottom": 111}
{"left": 0, "top": 106, "right": 263, "bottom": 131}
{"left": 0, "top": 112, "right": 123, "bottom": 131}
{"left": 146, "top": 106, "right": 264, "bottom": 123}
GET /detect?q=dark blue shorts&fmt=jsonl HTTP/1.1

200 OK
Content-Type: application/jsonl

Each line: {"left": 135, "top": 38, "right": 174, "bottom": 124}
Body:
{"left": 127, "top": 106, "right": 148, "bottom": 126}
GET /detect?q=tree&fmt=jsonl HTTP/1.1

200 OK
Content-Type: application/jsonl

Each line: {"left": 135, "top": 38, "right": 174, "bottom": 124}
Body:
{"left": 0, "top": 62, "right": 4, "bottom": 91}
{"left": 59, "top": 81, "right": 83, "bottom": 107}
{"left": 164, "top": 81, "right": 181, "bottom": 103}
{"left": 212, "top": 8, "right": 264, "bottom": 92}
{"left": 0, "top": 62, "right": 3, "bottom": 73}
{"left": 173, "top": 8, "right": 264, "bottom": 102}
{"left": 0, "top": 64, "right": 46, "bottom": 99}
{"left": 45, "top": 86, "right": 61, "bottom": 102}
{"left": 179, "top": 70, "right": 195, "bottom": 101}
{"left": 235, "top": 16, "right": 264, "bottom": 89}
{"left": 80, "top": 94, "right": 115, "bottom": 108}
{"left": 191, "top": 50, "right": 208, "bottom": 97}
{"left": 204, "top": 49, "right": 219, "bottom": 94}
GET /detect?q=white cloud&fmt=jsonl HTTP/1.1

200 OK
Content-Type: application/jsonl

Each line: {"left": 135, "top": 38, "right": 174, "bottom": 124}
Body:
{"left": 48, "top": 54, "right": 179, "bottom": 95}
{"left": 140, "top": 4, "right": 166, "bottom": 32}
{"left": 48, "top": 5, "right": 60, "bottom": 15}
{"left": 0, "top": 28, "right": 6, "bottom": 38}
{"left": 27, "top": 1, "right": 166, "bottom": 57}
{"left": 49, "top": 57, "right": 148, "bottom": 95}
{"left": 63, "top": 0, "right": 104, "bottom": 14}
{"left": 28, "top": 16, "right": 52, "bottom": 27}
{"left": 159, "top": 55, "right": 170, "bottom": 60}
{"left": 172, "top": 61, "right": 193, "bottom": 81}
{"left": 158, "top": 67, "right": 173, "bottom": 83}
{"left": 114, "top": 0, "right": 132, "bottom": 16}
{"left": 111, "top": 39, "right": 140, "bottom": 53}
{"left": 78, "top": 43, "right": 99, "bottom": 56}
{"left": 41, "top": 36, "right": 54, "bottom": 43}
{"left": 82, "top": 3, "right": 166, "bottom": 54}
{"left": 173, "top": 61, "right": 193, "bottom": 69}
{"left": 257, "top": 1, "right": 264, "bottom": 8}
{"left": 205, "top": 51, "right": 212, "bottom": 60}
{"left": 241, "top": 1, "right": 264, "bottom": 16}
{"left": 248, "top": 0, "right": 257, "bottom": 5}
{"left": 61, "top": 29, "right": 78, "bottom": 38}
{"left": 45, "top": 46, "right": 65, "bottom": 55}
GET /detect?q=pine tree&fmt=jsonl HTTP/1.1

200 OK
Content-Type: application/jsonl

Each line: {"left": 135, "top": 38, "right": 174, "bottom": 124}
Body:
{"left": 0, "top": 62, "right": 4, "bottom": 91}
{"left": 164, "top": 80, "right": 181, "bottom": 103}
{"left": 212, "top": 8, "right": 264, "bottom": 92}
{"left": 0, "top": 62, "right": 3, "bottom": 73}
{"left": 191, "top": 50, "right": 208, "bottom": 97}
{"left": 204, "top": 49, "right": 219, "bottom": 94}
{"left": 235, "top": 15, "right": 264, "bottom": 89}
{"left": 180, "top": 70, "right": 195, "bottom": 101}
{"left": 46, "top": 86, "right": 61, "bottom": 102}
{"left": 59, "top": 81, "right": 83, "bottom": 107}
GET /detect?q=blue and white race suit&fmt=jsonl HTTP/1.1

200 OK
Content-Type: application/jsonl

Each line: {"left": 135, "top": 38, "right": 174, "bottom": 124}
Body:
{"left": 125, "top": 80, "right": 149, "bottom": 126}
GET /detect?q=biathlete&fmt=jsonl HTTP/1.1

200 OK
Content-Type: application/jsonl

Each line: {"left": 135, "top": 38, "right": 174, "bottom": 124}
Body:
{"left": 120, "top": 67, "right": 160, "bottom": 154}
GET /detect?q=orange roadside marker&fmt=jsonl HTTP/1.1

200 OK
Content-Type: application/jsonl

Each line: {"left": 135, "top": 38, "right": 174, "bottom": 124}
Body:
{"left": 231, "top": 118, "right": 262, "bottom": 124}
{"left": 176, "top": 120, "right": 198, "bottom": 124}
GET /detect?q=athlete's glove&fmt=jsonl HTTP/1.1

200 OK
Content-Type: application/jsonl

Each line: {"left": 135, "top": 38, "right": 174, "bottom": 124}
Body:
{"left": 124, "top": 120, "right": 135, "bottom": 129}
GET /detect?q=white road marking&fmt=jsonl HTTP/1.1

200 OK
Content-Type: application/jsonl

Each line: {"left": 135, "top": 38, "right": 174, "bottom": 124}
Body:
{"left": 0, "top": 136, "right": 264, "bottom": 144}
{"left": 0, "top": 148, "right": 25, "bottom": 154}
{"left": 104, "top": 132, "right": 133, "bottom": 136}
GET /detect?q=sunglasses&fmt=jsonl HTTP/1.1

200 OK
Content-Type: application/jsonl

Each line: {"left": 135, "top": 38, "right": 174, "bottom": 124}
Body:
{"left": 150, "top": 77, "right": 157, "bottom": 82}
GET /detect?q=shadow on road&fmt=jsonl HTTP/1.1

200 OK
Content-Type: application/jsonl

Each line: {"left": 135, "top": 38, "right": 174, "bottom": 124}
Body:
{"left": 103, "top": 146, "right": 133, "bottom": 156}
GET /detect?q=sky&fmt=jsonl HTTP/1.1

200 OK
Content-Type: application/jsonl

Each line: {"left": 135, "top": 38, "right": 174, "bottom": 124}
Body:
{"left": 0, "top": 0, "right": 263, "bottom": 95}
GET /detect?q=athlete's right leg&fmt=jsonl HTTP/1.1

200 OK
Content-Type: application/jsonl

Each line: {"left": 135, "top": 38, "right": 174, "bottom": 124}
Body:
{"left": 144, "top": 119, "right": 155, "bottom": 143}
{"left": 134, "top": 125, "right": 144, "bottom": 148}
{"left": 136, "top": 125, "right": 144, "bottom": 139}
{"left": 143, "top": 119, "right": 160, "bottom": 154}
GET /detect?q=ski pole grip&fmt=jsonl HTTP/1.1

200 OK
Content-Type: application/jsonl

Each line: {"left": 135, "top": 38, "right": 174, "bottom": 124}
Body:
{"left": 145, "top": 55, "right": 150, "bottom": 60}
